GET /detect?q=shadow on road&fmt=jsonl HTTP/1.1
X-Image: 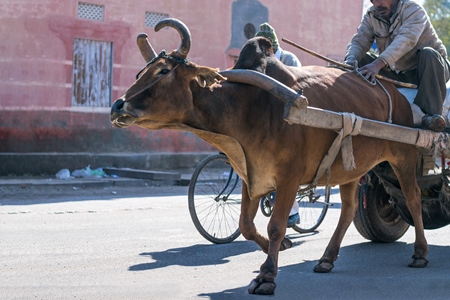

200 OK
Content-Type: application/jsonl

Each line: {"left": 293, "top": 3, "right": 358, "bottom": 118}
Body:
{"left": 129, "top": 230, "right": 313, "bottom": 272}
{"left": 197, "top": 242, "right": 450, "bottom": 299}
{"left": 129, "top": 241, "right": 261, "bottom": 271}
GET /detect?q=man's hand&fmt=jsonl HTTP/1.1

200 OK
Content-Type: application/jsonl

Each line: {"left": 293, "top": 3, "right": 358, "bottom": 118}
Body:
{"left": 357, "top": 58, "right": 386, "bottom": 82}
{"left": 344, "top": 55, "right": 357, "bottom": 67}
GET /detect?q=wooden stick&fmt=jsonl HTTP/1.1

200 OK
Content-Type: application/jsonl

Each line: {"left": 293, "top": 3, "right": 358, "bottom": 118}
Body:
{"left": 282, "top": 38, "right": 418, "bottom": 89}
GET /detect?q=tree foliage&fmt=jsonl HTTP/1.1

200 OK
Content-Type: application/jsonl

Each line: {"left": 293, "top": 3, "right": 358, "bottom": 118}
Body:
{"left": 423, "top": 0, "right": 450, "bottom": 54}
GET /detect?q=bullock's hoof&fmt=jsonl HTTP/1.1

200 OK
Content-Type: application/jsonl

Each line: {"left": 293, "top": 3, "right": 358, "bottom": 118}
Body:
{"left": 280, "top": 237, "right": 292, "bottom": 251}
{"left": 313, "top": 259, "right": 334, "bottom": 273}
{"left": 408, "top": 255, "right": 428, "bottom": 268}
{"left": 248, "top": 279, "right": 276, "bottom": 295}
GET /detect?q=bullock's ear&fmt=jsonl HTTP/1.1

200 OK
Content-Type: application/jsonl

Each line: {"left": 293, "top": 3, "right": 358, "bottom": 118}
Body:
{"left": 195, "top": 67, "right": 226, "bottom": 88}
{"left": 257, "top": 37, "right": 274, "bottom": 55}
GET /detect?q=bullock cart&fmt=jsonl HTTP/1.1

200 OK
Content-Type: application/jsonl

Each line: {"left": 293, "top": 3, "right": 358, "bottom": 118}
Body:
{"left": 111, "top": 17, "right": 450, "bottom": 295}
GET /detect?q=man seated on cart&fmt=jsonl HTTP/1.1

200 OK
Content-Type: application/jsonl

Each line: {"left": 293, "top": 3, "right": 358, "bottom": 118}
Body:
{"left": 344, "top": 0, "right": 450, "bottom": 132}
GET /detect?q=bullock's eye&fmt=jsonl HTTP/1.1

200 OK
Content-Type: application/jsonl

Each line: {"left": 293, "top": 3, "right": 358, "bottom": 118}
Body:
{"left": 160, "top": 69, "right": 170, "bottom": 75}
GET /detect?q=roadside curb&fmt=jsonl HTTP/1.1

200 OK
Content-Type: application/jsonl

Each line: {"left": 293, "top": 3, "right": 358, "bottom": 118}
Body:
{"left": 0, "top": 169, "right": 193, "bottom": 189}
{"left": 0, "top": 152, "right": 213, "bottom": 176}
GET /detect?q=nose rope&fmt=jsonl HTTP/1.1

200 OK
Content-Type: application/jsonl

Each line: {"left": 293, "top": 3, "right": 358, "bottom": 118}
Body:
{"left": 124, "top": 64, "right": 180, "bottom": 102}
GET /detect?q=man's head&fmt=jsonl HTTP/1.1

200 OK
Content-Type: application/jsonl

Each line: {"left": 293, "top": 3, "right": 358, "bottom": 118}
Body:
{"left": 371, "top": 0, "right": 399, "bottom": 20}
{"left": 254, "top": 23, "right": 279, "bottom": 51}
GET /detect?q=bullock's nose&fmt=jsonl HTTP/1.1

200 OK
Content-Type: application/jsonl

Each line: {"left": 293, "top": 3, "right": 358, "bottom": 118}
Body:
{"left": 110, "top": 99, "right": 125, "bottom": 121}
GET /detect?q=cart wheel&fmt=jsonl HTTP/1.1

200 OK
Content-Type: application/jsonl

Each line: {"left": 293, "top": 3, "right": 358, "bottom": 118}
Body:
{"left": 353, "top": 172, "right": 409, "bottom": 242}
{"left": 260, "top": 192, "right": 275, "bottom": 217}
{"left": 292, "top": 186, "right": 331, "bottom": 233}
{"left": 188, "top": 153, "right": 241, "bottom": 244}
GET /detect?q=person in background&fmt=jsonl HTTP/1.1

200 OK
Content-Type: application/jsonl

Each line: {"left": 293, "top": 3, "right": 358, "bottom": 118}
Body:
{"left": 255, "top": 22, "right": 301, "bottom": 67}
{"left": 254, "top": 22, "right": 301, "bottom": 227}
{"left": 345, "top": 0, "right": 450, "bottom": 132}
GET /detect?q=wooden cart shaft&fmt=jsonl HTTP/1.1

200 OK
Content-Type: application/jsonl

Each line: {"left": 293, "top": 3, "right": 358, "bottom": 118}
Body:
{"left": 283, "top": 102, "right": 448, "bottom": 152}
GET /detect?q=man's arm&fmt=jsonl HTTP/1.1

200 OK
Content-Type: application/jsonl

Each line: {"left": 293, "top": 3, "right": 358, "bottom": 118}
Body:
{"left": 280, "top": 50, "right": 302, "bottom": 67}
{"left": 345, "top": 13, "right": 374, "bottom": 62}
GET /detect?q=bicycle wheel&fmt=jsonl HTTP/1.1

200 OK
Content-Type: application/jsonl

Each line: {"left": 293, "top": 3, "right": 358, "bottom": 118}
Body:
{"left": 292, "top": 185, "right": 331, "bottom": 233}
{"left": 260, "top": 192, "right": 275, "bottom": 217}
{"left": 188, "top": 153, "right": 242, "bottom": 244}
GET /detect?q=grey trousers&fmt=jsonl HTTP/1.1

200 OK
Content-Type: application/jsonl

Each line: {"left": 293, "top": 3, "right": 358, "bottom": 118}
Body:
{"left": 360, "top": 48, "right": 450, "bottom": 115}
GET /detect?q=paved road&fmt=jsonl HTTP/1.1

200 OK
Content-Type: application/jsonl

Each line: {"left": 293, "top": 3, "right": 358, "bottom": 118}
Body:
{"left": 1, "top": 186, "right": 450, "bottom": 299}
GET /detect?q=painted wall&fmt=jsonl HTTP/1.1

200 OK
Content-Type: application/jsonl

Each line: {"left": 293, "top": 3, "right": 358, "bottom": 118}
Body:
{"left": 0, "top": 0, "right": 363, "bottom": 156}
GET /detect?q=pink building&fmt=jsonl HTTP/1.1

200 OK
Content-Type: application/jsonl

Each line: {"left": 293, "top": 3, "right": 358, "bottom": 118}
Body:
{"left": 0, "top": 0, "right": 363, "bottom": 174}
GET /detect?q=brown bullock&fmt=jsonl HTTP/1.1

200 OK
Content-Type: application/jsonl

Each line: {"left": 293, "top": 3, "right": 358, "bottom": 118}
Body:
{"left": 110, "top": 19, "right": 427, "bottom": 295}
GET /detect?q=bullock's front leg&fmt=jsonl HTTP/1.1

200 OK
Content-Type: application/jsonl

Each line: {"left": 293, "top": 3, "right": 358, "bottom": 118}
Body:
{"left": 314, "top": 181, "right": 359, "bottom": 273}
{"left": 248, "top": 184, "right": 297, "bottom": 295}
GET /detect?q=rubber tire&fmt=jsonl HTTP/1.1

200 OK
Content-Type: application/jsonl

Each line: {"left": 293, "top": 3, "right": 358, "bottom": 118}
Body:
{"left": 354, "top": 173, "right": 409, "bottom": 243}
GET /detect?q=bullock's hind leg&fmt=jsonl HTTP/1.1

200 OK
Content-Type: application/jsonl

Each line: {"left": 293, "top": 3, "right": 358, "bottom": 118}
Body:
{"left": 239, "top": 183, "right": 292, "bottom": 254}
{"left": 314, "top": 180, "right": 359, "bottom": 273}
{"left": 247, "top": 183, "right": 298, "bottom": 295}
{"left": 390, "top": 163, "right": 428, "bottom": 268}
{"left": 239, "top": 182, "right": 271, "bottom": 253}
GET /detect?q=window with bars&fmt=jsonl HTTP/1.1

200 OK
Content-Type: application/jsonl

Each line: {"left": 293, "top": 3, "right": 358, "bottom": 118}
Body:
{"left": 145, "top": 12, "right": 169, "bottom": 27}
{"left": 78, "top": 2, "right": 104, "bottom": 21}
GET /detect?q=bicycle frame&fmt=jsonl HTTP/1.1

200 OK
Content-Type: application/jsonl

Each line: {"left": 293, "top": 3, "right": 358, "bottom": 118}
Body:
{"left": 215, "top": 167, "right": 240, "bottom": 202}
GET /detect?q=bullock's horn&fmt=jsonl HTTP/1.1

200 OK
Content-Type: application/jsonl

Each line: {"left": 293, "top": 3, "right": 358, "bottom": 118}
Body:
{"left": 155, "top": 18, "right": 191, "bottom": 58}
{"left": 136, "top": 33, "right": 157, "bottom": 63}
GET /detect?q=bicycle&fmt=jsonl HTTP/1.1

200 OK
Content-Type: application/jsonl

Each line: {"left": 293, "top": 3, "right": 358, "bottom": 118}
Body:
{"left": 260, "top": 185, "right": 332, "bottom": 233}
{"left": 188, "top": 153, "right": 332, "bottom": 243}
